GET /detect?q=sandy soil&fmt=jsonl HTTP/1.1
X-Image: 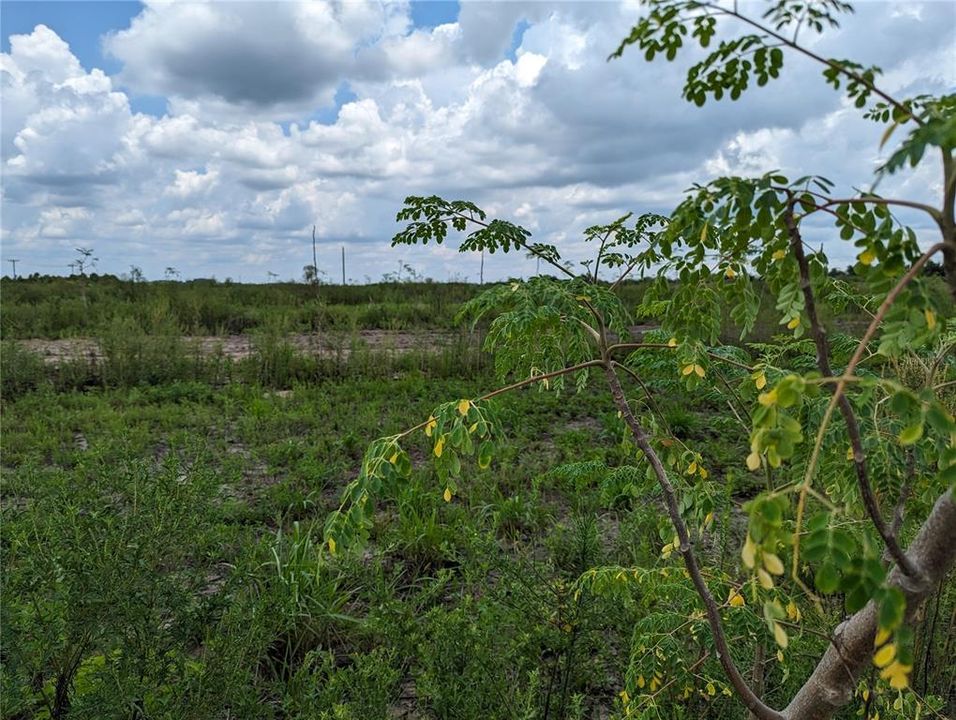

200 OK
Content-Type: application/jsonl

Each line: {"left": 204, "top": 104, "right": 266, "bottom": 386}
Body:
{"left": 17, "top": 330, "right": 465, "bottom": 365}
{"left": 15, "top": 324, "right": 658, "bottom": 366}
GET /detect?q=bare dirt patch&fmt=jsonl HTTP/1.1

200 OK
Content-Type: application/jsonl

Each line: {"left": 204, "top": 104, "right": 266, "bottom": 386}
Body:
{"left": 18, "top": 330, "right": 468, "bottom": 365}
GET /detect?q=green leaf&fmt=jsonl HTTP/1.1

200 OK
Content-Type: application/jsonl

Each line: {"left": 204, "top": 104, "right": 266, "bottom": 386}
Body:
{"left": 898, "top": 421, "right": 924, "bottom": 446}
{"left": 878, "top": 587, "right": 906, "bottom": 631}
{"left": 815, "top": 563, "right": 840, "bottom": 594}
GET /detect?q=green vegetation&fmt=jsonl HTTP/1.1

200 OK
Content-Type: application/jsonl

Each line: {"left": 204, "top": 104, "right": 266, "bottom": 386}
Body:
{"left": 3, "top": 2, "right": 955, "bottom": 719}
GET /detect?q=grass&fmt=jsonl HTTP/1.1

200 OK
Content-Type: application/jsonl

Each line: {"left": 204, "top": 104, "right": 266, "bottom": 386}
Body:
{"left": 2, "top": 347, "right": 778, "bottom": 718}
{"left": 2, "top": 279, "right": 952, "bottom": 719}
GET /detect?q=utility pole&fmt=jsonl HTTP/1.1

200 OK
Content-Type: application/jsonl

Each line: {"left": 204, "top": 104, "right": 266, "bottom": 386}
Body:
{"left": 311, "top": 225, "right": 318, "bottom": 284}
{"left": 480, "top": 250, "right": 484, "bottom": 285}
{"left": 7, "top": 258, "right": 19, "bottom": 279}
{"left": 341, "top": 246, "right": 346, "bottom": 285}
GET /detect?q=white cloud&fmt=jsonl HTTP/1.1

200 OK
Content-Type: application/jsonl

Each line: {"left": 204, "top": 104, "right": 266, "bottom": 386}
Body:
{"left": 1, "top": 3, "right": 953, "bottom": 281}
{"left": 165, "top": 168, "right": 220, "bottom": 198}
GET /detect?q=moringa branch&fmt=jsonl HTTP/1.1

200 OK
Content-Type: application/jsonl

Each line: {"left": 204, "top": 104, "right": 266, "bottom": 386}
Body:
{"left": 603, "top": 361, "right": 784, "bottom": 720}
{"left": 701, "top": 1, "right": 919, "bottom": 126}
{"left": 784, "top": 198, "right": 919, "bottom": 579}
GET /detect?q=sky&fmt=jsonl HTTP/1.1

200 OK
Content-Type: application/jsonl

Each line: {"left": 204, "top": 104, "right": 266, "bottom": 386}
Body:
{"left": 1, "top": 1, "right": 953, "bottom": 283}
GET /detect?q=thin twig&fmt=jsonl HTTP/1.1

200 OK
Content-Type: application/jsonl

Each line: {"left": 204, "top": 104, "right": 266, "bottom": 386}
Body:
{"left": 703, "top": 2, "right": 921, "bottom": 126}
{"left": 608, "top": 342, "right": 755, "bottom": 372}
{"left": 793, "top": 242, "right": 944, "bottom": 582}
{"left": 441, "top": 210, "right": 579, "bottom": 281}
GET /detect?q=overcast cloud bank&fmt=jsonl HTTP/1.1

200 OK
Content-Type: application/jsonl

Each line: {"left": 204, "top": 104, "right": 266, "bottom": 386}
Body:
{"left": 1, "top": 1, "right": 954, "bottom": 281}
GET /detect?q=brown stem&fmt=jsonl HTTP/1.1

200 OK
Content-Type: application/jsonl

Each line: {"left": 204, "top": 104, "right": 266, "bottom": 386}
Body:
{"left": 747, "top": 642, "right": 766, "bottom": 720}
{"left": 610, "top": 255, "right": 643, "bottom": 290}
{"left": 602, "top": 362, "right": 783, "bottom": 720}
{"left": 784, "top": 199, "right": 919, "bottom": 579}
{"left": 792, "top": 195, "right": 940, "bottom": 222}
{"left": 390, "top": 360, "right": 605, "bottom": 443}
{"left": 442, "top": 210, "right": 580, "bottom": 281}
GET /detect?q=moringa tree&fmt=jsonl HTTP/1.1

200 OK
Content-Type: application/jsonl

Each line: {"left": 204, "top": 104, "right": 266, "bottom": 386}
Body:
{"left": 326, "top": 2, "right": 955, "bottom": 718}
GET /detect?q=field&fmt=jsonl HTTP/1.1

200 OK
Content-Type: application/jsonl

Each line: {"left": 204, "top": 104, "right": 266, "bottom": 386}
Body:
{"left": 2, "top": 275, "right": 953, "bottom": 719}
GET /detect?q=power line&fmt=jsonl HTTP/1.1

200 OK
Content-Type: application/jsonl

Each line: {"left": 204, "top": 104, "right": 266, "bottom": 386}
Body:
{"left": 7, "top": 258, "right": 19, "bottom": 279}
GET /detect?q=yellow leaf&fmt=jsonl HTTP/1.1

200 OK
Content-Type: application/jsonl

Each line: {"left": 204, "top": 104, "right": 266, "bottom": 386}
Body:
{"left": 757, "top": 568, "right": 774, "bottom": 590}
{"left": 728, "top": 589, "right": 745, "bottom": 607}
{"left": 862, "top": 688, "right": 869, "bottom": 701}
{"left": 776, "top": 649, "right": 784, "bottom": 662}
{"left": 469, "top": 422, "right": 478, "bottom": 433}
{"left": 725, "top": 266, "right": 737, "bottom": 279}
{"left": 858, "top": 249, "right": 876, "bottom": 266}
{"left": 847, "top": 446, "right": 855, "bottom": 461}
{"left": 327, "top": 537, "right": 336, "bottom": 556}
{"left": 681, "top": 364, "right": 694, "bottom": 376}
{"left": 699, "top": 467, "right": 709, "bottom": 479}
{"left": 704, "top": 511, "right": 714, "bottom": 526}
{"left": 458, "top": 399, "right": 471, "bottom": 415}
{"left": 694, "top": 364, "right": 706, "bottom": 378}
{"left": 879, "top": 661, "right": 911, "bottom": 690}
{"left": 389, "top": 452, "right": 399, "bottom": 465}
{"left": 637, "top": 675, "right": 645, "bottom": 689}
{"left": 706, "top": 682, "right": 716, "bottom": 696}
{"left": 763, "top": 552, "right": 785, "bottom": 576}
{"left": 746, "top": 452, "right": 762, "bottom": 471}
{"left": 443, "top": 487, "right": 452, "bottom": 503}
{"left": 874, "top": 628, "right": 892, "bottom": 647}
{"left": 925, "top": 308, "right": 937, "bottom": 330}
{"left": 434, "top": 436, "right": 445, "bottom": 457}
{"left": 668, "top": 337, "right": 678, "bottom": 348}
{"left": 650, "top": 676, "right": 661, "bottom": 692}
{"left": 893, "top": 696, "right": 903, "bottom": 711}
{"left": 873, "top": 643, "right": 896, "bottom": 668}
{"left": 741, "top": 535, "right": 756, "bottom": 569}
{"left": 619, "top": 689, "right": 630, "bottom": 705}
{"left": 700, "top": 223, "right": 709, "bottom": 243}
{"left": 755, "top": 372, "right": 767, "bottom": 390}
{"left": 773, "top": 622, "right": 789, "bottom": 649}
{"left": 687, "top": 461, "right": 698, "bottom": 475}
{"left": 786, "top": 600, "right": 801, "bottom": 622}
{"left": 772, "top": 249, "right": 787, "bottom": 261}
{"left": 787, "top": 316, "right": 801, "bottom": 330}
{"left": 424, "top": 416, "right": 437, "bottom": 437}
{"left": 758, "top": 389, "right": 778, "bottom": 406}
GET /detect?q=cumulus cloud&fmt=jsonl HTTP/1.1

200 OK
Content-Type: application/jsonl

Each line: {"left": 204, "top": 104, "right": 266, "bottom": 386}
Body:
{"left": 2, "top": 2, "right": 954, "bottom": 281}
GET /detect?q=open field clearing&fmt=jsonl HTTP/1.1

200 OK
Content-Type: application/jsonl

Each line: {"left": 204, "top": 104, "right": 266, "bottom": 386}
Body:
{"left": 3, "top": 1, "right": 956, "bottom": 718}
{"left": 2, "top": 274, "right": 954, "bottom": 719}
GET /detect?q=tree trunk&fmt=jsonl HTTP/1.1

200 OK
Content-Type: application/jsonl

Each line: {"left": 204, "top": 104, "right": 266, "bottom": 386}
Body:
{"left": 783, "top": 489, "right": 956, "bottom": 719}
